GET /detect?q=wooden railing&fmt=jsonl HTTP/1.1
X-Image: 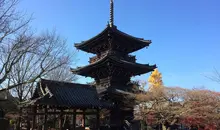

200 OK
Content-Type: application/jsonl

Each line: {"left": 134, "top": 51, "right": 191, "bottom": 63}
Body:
{"left": 89, "top": 51, "right": 136, "bottom": 64}
{"left": 89, "top": 51, "right": 109, "bottom": 64}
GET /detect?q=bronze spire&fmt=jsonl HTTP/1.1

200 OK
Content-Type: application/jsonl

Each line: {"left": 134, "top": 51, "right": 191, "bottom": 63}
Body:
{"left": 109, "top": 0, "right": 114, "bottom": 27}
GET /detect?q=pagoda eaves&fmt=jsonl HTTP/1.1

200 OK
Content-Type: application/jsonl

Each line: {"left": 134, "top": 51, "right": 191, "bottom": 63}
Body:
{"left": 74, "top": 25, "right": 151, "bottom": 54}
{"left": 71, "top": 54, "right": 156, "bottom": 78}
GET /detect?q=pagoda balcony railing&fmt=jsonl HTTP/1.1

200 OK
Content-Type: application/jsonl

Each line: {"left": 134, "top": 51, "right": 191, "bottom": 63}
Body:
{"left": 89, "top": 51, "right": 108, "bottom": 64}
{"left": 97, "top": 77, "right": 130, "bottom": 86}
{"left": 89, "top": 56, "right": 98, "bottom": 64}
{"left": 89, "top": 52, "right": 136, "bottom": 64}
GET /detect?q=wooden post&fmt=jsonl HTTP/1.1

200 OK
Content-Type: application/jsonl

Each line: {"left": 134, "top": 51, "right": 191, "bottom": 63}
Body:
{"left": 83, "top": 109, "right": 86, "bottom": 128}
{"left": 43, "top": 106, "right": 48, "bottom": 130}
{"left": 17, "top": 107, "right": 22, "bottom": 130}
{"left": 96, "top": 109, "right": 100, "bottom": 130}
{"left": 32, "top": 106, "right": 37, "bottom": 129}
{"left": 72, "top": 109, "right": 76, "bottom": 130}
{"left": 59, "top": 109, "right": 63, "bottom": 130}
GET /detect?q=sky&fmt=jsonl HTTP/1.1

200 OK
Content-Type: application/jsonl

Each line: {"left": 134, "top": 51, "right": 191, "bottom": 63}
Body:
{"left": 17, "top": 0, "right": 220, "bottom": 91}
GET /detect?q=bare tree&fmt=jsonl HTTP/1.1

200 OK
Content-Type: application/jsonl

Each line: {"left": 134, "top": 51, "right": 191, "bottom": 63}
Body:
{"left": 0, "top": 0, "right": 78, "bottom": 101}
{"left": 0, "top": 0, "right": 33, "bottom": 86}
{"left": 7, "top": 31, "right": 77, "bottom": 101}
{"left": 206, "top": 67, "right": 220, "bottom": 84}
{"left": 46, "top": 64, "right": 77, "bottom": 82}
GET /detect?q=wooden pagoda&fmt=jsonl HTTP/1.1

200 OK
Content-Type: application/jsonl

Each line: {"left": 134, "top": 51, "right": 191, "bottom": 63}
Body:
{"left": 71, "top": 0, "right": 156, "bottom": 129}
{"left": 20, "top": 1, "right": 156, "bottom": 130}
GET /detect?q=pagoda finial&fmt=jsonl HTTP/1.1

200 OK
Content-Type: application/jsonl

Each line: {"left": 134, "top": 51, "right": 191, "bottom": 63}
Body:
{"left": 109, "top": 0, "right": 114, "bottom": 27}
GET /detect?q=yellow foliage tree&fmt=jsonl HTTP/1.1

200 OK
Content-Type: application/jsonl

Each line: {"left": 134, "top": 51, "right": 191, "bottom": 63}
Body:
{"left": 148, "top": 69, "right": 163, "bottom": 92}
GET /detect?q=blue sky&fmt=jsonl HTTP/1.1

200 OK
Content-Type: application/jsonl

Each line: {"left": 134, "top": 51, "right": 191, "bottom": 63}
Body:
{"left": 18, "top": 0, "right": 220, "bottom": 90}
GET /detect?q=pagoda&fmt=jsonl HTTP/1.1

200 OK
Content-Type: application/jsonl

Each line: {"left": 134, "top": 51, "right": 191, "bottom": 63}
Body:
{"left": 72, "top": 0, "right": 156, "bottom": 129}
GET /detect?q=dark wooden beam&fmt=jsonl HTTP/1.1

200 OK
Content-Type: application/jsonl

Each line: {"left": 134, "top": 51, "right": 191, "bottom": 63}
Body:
{"left": 17, "top": 107, "right": 22, "bottom": 130}
{"left": 28, "top": 111, "right": 98, "bottom": 115}
{"left": 96, "top": 109, "right": 100, "bottom": 130}
{"left": 72, "top": 109, "right": 76, "bottom": 130}
{"left": 31, "top": 106, "right": 37, "bottom": 129}
{"left": 83, "top": 109, "right": 86, "bottom": 128}
{"left": 59, "top": 109, "right": 63, "bottom": 130}
{"left": 43, "top": 106, "right": 48, "bottom": 130}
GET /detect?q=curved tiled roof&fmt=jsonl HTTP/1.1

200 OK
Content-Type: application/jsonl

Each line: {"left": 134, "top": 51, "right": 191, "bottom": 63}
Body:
{"left": 71, "top": 54, "right": 156, "bottom": 77}
{"left": 74, "top": 24, "right": 151, "bottom": 54}
{"left": 26, "top": 79, "right": 113, "bottom": 109}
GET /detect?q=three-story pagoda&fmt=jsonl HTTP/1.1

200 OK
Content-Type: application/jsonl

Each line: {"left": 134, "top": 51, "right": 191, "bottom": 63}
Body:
{"left": 72, "top": 0, "right": 156, "bottom": 129}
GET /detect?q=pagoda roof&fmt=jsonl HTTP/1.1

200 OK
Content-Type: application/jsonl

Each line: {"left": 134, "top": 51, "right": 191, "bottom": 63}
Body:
{"left": 74, "top": 25, "right": 151, "bottom": 54}
{"left": 22, "top": 79, "right": 113, "bottom": 109}
{"left": 71, "top": 54, "right": 156, "bottom": 77}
